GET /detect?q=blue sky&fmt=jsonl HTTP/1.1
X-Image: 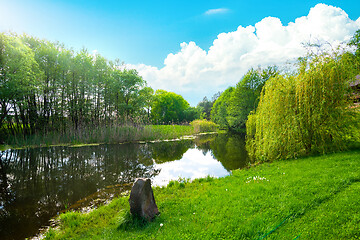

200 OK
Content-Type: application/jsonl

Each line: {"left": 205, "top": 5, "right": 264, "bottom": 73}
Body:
{"left": 1, "top": 1, "right": 360, "bottom": 105}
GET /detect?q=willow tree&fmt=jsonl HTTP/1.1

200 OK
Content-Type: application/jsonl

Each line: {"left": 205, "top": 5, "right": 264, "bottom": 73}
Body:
{"left": 246, "top": 75, "right": 299, "bottom": 161}
{"left": 246, "top": 53, "right": 359, "bottom": 161}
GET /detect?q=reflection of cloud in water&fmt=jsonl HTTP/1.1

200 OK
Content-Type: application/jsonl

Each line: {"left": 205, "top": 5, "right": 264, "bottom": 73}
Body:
{"left": 152, "top": 148, "right": 229, "bottom": 186}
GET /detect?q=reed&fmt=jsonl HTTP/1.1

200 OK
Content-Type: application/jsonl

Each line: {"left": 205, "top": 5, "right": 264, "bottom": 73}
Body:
{"left": 2, "top": 124, "right": 201, "bottom": 148}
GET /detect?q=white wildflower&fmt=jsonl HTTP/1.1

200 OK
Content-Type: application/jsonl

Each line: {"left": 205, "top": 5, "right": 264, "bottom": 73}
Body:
{"left": 246, "top": 176, "right": 269, "bottom": 183}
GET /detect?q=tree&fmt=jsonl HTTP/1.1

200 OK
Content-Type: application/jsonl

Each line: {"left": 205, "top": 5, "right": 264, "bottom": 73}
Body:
{"left": 91, "top": 53, "right": 110, "bottom": 125}
{"left": 139, "top": 86, "right": 154, "bottom": 120}
{"left": 21, "top": 35, "right": 65, "bottom": 132}
{"left": 246, "top": 53, "right": 359, "bottom": 162}
{"left": 197, "top": 96, "right": 212, "bottom": 120}
{"left": 0, "top": 32, "right": 152, "bottom": 140}
{"left": 184, "top": 107, "right": 200, "bottom": 122}
{"left": 151, "top": 90, "right": 190, "bottom": 124}
{"left": 210, "top": 87, "right": 234, "bottom": 129}
{"left": 348, "top": 29, "right": 360, "bottom": 73}
{"left": 0, "top": 33, "right": 42, "bottom": 136}
{"left": 197, "top": 93, "right": 221, "bottom": 120}
{"left": 349, "top": 29, "right": 360, "bottom": 57}
{"left": 227, "top": 66, "right": 278, "bottom": 131}
{"left": 112, "top": 68, "right": 145, "bottom": 120}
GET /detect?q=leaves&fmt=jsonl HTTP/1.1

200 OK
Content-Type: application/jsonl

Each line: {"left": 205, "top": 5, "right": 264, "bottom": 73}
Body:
{"left": 151, "top": 90, "right": 193, "bottom": 124}
{"left": 0, "top": 32, "right": 152, "bottom": 141}
{"left": 211, "top": 66, "right": 278, "bottom": 131}
{"left": 246, "top": 52, "right": 359, "bottom": 161}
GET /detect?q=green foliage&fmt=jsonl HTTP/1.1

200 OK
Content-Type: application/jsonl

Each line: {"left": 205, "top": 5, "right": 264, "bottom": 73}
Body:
{"left": 190, "top": 119, "right": 218, "bottom": 134}
{"left": 0, "top": 32, "right": 153, "bottom": 142}
{"left": 210, "top": 87, "right": 234, "bottom": 128}
{"left": 227, "top": 67, "right": 277, "bottom": 131}
{"left": 111, "top": 68, "right": 146, "bottom": 118}
{"left": 183, "top": 106, "right": 200, "bottom": 122}
{"left": 210, "top": 66, "right": 277, "bottom": 132}
{"left": 196, "top": 93, "right": 220, "bottom": 120}
{"left": 349, "top": 29, "right": 360, "bottom": 57}
{"left": 45, "top": 150, "right": 360, "bottom": 239}
{"left": 247, "top": 52, "right": 359, "bottom": 162}
{"left": 348, "top": 29, "right": 360, "bottom": 72}
{"left": 196, "top": 96, "right": 212, "bottom": 119}
{"left": 139, "top": 86, "right": 154, "bottom": 119}
{"left": 151, "top": 90, "right": 192, "bottom": 124}
{"left": 0, "top": 33, "right": 42, "bottom": 135}
{"left": 246, "top": 74, "right": 299, "bottom": 161}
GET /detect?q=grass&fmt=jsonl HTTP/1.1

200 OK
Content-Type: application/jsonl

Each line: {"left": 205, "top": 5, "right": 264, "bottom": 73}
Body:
{"left": 44, "top": 149, "right": 360, "bottom": 239}
{"left": 2, "top": 123, "right": 216, "bottom": 148}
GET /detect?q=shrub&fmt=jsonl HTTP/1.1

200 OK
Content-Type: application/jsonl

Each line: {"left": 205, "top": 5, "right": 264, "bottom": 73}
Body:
{"left": 191, "top": 120, "right": 218, "bottom": 134}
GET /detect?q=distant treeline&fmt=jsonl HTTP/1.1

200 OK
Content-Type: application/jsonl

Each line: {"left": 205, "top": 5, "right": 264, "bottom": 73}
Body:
{"left": 0, "top": 33, "right": 199, "bottom": 142}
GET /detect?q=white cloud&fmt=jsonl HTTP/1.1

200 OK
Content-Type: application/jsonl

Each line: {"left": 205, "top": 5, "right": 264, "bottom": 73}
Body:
{"left": 131, "top": 4, "right": 360, "bottom": 105}
{"left": 204, "top": 8, "right": 229, "bottom": 15}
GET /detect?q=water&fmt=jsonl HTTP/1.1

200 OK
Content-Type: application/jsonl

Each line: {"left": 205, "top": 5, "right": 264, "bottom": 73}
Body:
{"left": 0, "top": 133, "right": 249, "bottom": 239}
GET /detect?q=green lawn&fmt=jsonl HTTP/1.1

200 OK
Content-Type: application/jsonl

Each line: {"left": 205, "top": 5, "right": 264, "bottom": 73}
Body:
{"left": 45, "top": 150, "right": 360, "bottom": 239}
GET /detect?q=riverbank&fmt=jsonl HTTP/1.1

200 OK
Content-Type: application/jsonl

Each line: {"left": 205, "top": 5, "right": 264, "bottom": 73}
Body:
{"left": 1, "top": 120, "right": 219, "bottom": 149}
{"left": 44, "top": 149, "right": 360, "bottom": 239}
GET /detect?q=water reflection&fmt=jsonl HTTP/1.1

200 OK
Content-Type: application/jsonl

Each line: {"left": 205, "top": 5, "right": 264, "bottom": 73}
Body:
{"left": 151, "top": 141, "right": 194, "bottom": 164}
{"left": 0, "top": 144, "right": 158, "bottom": 240}
{"left": 0, "top": 133, "right": 248, "bottom": 240}
{"left": 153, "top": 149, "right": 229, "bottom": 186}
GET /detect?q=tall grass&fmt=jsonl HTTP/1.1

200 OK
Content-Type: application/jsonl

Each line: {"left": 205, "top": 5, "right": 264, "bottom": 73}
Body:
{"left": 2, "top": 124, "right": 202, "bottom": 148}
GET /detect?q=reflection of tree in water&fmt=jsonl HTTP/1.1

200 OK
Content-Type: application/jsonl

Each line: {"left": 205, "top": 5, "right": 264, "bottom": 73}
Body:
{"left": 194, "top": 134, "right": 215, "bottom": 155}
{"left": 195, "top": 133, "right": 249, "bottom": 171}
{"left": 151, "top": 140, "right": 194, "bottom": 164}
{"left": 0, "top": 144, "right": 158, "bottom": 240}
{"left": 211, "top": 133, "right": 249, "bottom": 171}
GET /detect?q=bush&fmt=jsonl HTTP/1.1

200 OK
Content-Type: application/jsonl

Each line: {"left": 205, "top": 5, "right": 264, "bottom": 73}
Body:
{"left": 190, "top": 120, "right": 218, "bottom": 134}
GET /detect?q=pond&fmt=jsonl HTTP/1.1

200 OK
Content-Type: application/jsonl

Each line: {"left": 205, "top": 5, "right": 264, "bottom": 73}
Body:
{"left": 0, "top": 133, "right": 249, "bottom": 240}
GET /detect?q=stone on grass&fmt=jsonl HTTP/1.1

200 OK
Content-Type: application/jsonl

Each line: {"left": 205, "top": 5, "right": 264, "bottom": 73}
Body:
{"left": 129, "top": 178, "right": 159, "bottom": 221}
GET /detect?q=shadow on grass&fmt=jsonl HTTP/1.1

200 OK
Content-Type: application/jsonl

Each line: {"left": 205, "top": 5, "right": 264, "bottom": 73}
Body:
{"left": 117, "top": 211, "right": 150, "bottom": 232}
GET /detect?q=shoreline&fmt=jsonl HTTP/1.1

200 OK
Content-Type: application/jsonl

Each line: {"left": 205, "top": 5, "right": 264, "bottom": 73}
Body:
{"left": 0, "top": 131, "right": 219, "bottom": 150}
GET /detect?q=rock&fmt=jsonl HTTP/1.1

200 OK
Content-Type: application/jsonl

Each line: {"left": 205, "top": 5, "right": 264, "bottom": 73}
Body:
{"left": 129, "top": 178, "right": 159, "bottom": 221}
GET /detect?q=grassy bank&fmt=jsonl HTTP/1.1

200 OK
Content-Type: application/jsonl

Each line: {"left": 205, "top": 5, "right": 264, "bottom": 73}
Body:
{"left": 2, "top": 120, "right": 218, "bottom": 148}
{"left": 44, "top": 150, "right": 360, "bottom": 239}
